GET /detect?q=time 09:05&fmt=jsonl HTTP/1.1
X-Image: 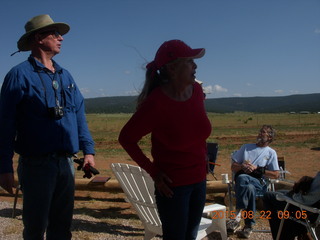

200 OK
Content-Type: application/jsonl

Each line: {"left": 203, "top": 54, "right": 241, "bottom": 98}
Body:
{"left": 211, "top": 210, "right": 307, "bottom": 220}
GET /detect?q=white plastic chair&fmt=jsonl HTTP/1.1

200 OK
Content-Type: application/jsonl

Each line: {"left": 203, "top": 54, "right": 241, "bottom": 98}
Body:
{"left": 276, "top": 193, "right": 320, "bottom": 240}
{"left": 111, "top": 163, "right": 227, "bottom": 240}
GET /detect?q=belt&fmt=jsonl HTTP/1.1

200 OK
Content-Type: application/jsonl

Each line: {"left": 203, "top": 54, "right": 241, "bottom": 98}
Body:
{"left": 48, "top": 152, "right": 74, "bottom": 158}
{"left": 21, "top": 152, "right": 74, "bottom": 159}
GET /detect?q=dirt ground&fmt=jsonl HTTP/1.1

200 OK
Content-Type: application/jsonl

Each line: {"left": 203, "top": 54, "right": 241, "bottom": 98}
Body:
{"left": 0, "top": 131, "right": 319, "bottom": 239}
{"left": 0, "top": 189, "right": 274, "bottom": 239}
{"left": 93, "top": 131, "right": 320, "bottom": 182}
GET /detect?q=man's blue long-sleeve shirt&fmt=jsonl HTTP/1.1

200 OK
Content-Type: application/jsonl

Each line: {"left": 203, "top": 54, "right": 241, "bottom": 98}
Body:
{"left": 0, "top": 56, "right": 95, "bottom": 173}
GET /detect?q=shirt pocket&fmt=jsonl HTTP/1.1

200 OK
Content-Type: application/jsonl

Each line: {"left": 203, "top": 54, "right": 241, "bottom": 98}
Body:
{"left": 259, "top": 156, "right": 270, "bottom": 167}
{"left": 63, "top": 83, "right": 76, "bottom": 111}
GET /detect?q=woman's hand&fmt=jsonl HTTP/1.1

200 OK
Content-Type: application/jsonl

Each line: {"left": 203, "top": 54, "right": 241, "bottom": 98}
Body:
{"left": 154, "top": 172, "right": 173, "bottom": 198}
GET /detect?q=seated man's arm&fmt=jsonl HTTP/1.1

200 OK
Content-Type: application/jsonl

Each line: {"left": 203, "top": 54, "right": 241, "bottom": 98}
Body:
{"left": 233, "top": 161, "right": 279, "bottom": 179}
{"left": 231, "top": 162, "right": 243, "bottom": 173}
{"left": 264, "top": 170, "right": 279, "bottom": 179}
{"left": 232, "top": 161, "right": 257, "bottom": 175}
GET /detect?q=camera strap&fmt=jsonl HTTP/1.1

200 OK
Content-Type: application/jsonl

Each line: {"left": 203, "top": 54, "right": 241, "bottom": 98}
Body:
{"left": 37, "top": 70, "right": 64, "bottom": 108}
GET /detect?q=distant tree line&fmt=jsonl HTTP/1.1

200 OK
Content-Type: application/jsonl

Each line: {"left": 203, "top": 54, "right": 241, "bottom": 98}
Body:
{"left": 84, "top": 93, "right": 320, "bottom": 114}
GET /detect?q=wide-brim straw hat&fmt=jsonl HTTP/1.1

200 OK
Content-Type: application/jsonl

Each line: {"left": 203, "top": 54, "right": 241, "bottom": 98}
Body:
{"left": 17, "top": 14, "right": 70, "bottom": 51}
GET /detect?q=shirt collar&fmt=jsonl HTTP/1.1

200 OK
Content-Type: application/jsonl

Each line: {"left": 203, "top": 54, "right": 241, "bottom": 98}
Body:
{"left": 28, "top": 55, "right": 63, "bottom": 73}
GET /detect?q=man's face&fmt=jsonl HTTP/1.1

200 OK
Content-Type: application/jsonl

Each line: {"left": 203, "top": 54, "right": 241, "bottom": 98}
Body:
{"left": 36, "top": 29, "right": 63, "bottom": 55}
{"left": 257, "top": 127, "right": 273, "bottom": 145}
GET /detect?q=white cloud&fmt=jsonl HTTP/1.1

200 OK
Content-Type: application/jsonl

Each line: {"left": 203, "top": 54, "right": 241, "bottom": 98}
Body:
{"left": 213, "top": 84, "right": 228, "bottom": 93}
{"left": 274, "top": 89, "right": 284, "bottom": 94}
{"left": 246, "top": 83, "right": 253, "bottom": 87}
{"left": 314, "top": 28, "right": 320, "bottom": 34}
{"left": 124, "top": 70, "right": 131, "bottom": 75}
{"left": 203, "top": 84, "right": 228, "bottom": 94}
{"left": 80, "top": 88, "right": 90, "bottom": 94}
{"left": 203, "top": 85, "right": 212, "bottom": 94}
{"left": 125, "top": 90, "right": 139, "bottom": 96}
{"left": 233, "top": 93, "right": 242, "bottom": 97}
{"left": 80, "top": 88, "right": 108, "bottom": 98}
{"left": 289, "top": 90, "right": 299, "bottom": 94}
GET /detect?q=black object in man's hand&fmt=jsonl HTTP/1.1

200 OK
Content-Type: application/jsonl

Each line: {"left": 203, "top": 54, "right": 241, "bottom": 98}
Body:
{"left": 74, "top": 158, "right": 100, "bottom": 179}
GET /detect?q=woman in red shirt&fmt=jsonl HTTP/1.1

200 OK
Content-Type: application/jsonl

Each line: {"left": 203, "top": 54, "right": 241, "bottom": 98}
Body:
{"left": 119, "top": 39, "right": 212, "bottom": 240}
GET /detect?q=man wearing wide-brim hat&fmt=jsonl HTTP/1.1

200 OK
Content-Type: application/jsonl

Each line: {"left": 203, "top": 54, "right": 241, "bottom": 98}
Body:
{"left": 0, "top": 14, "right": 96, "bottom": 240}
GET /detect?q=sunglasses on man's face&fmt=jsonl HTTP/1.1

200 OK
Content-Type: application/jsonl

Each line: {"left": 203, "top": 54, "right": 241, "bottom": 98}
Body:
{"left": 259, "top": 129, "right": 272, "bottom": 136}
{"left": 39, "top": 30, "right": 61, "bottom": 39}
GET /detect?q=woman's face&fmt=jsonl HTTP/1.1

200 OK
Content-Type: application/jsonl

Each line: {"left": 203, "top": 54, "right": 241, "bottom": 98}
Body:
{"left": 169, "top": 58, "right": 197, "bottom": 86}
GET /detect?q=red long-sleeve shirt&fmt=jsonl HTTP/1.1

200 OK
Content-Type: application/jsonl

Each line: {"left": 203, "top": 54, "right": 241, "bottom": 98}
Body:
{"left": 118, "top": 82, "right": 212, "bottom": 187}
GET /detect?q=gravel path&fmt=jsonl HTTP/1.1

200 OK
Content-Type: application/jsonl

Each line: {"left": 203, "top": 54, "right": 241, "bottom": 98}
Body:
{"left": 0, "top": 201, "right": 23, "bottom": 240}
{"left": 2, "top": 190, "right": 319, "bottom": 240}
{"left": 0, "top": 199, "right": 275, "bottom": 240}
{"left": 0, "top": 200, "right": 153, "bottom": 240}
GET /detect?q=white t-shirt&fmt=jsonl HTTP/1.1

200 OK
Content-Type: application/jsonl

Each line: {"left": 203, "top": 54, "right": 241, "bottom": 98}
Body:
{"left": 232, "top": 143, "right": 279, "bottom": 171}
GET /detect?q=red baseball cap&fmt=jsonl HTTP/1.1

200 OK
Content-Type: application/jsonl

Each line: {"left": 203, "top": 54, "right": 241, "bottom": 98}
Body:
{"left": 147, "top": 40, "right": 205, "bottom": 70}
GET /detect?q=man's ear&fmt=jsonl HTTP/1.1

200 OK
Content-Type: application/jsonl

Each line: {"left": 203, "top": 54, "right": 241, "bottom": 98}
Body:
{"left": 34, "top": 33, "right": 43, "bottom": 43}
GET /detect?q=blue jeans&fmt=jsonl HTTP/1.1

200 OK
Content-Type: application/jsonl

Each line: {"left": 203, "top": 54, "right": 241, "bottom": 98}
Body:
{"left": 155, "top": 180, "right": 206, "bottom": 240}
{"left": 18, "top": 154, "right": 75, "bottom": 240}
{"left": 235, "top": 174, "right": 267, "bottom": 226}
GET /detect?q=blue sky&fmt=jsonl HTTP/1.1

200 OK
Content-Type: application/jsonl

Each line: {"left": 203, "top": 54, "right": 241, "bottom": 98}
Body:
{"left": 1, "top": 0, "right": 319, "bottom": 99}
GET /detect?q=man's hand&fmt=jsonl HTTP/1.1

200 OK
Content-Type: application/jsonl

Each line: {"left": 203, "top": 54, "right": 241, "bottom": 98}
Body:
{"left": 0, "top": 173, "right": 14, "bottom": 194}
{"left": 83, "top": 154, "right": 95, "bottom": 168}
{"left": 74, "top": 155, "right": 98, "bottom": 179}
{"left": 241, "top": 161, "right": 257, "bottom": 174}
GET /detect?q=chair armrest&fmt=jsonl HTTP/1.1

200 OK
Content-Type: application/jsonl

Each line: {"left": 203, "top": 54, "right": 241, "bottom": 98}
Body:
{"left": 203, "top": 204, "right": 226, "bottom": 213}
{"left": 269, "top": 179, "right": 279, "bottom": 184}
{"left": 276, "top": 193, "right": 320, "bottom": 214}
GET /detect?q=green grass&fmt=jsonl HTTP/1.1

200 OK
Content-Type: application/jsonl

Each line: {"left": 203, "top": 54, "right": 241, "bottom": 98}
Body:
{"left": 87, "top": 112, "right": 320, "bottom": 134}
{"left": 84, "top": 112, "right": 320, "bottom": 161}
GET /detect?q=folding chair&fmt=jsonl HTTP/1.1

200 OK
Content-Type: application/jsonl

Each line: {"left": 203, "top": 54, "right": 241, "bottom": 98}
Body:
{"left": 276, "top": 193, "right": 320, "bottom": 240}
{"left": 225, "top": 152, "right": 287, "bottom": 235}
{"left": 226, "top": 152, "right": 287, "bottom": 210}
{"left": 277, "top": 157, "right": 286, "bottom": 180}
{"left": 268, "top": 156, "right": 293, "bottom": 193}
{"left": 207, "top": 142, "right": 219, "bottom": 180}
{"left": 111, "top": 163, "right": 227, "bottom": 240}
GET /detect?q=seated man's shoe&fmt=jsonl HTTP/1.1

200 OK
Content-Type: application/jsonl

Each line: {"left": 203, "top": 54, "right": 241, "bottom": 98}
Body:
{"left": 226, "top": 219, "right": 240, "bottom": 234}
{"left": 236, "top": 225, "right": 253, "bottom": 239}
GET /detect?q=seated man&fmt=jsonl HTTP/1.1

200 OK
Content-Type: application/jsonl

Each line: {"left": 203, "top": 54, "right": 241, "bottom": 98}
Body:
{"left": 227, "top": 125, "right": 280, "bottom": 238}
{"left": 263, "top": 172, "right": 320, "bottom": 240}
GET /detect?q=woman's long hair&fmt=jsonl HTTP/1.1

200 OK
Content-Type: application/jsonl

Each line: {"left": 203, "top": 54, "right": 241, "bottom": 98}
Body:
{"left": 136, "top": 66, "right": 169, "bottom": 109}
